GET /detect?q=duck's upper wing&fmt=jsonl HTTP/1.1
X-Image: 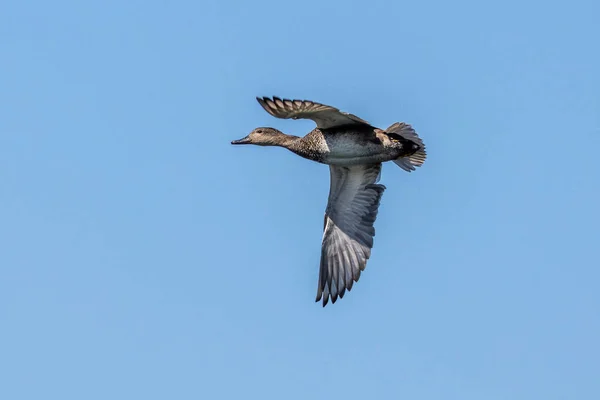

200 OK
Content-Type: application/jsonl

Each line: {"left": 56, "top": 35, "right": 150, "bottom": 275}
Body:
{"left": 317, "top": 163, "right": 386, "bottom": 306}
{"left": 257, "top": 96, "right": 372, "bottom": 129}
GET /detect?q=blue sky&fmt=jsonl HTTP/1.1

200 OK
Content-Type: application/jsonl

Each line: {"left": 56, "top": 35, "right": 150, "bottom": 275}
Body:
{"left": 1, "top": 0, "right": 599, "bottom": 399}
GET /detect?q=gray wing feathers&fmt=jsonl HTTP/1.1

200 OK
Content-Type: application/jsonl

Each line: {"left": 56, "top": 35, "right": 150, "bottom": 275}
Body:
{"left": 316, "top": 164, "right": 386, "bottom": 306}
{"left": 257, "top": 96, "right": 371, "bottom": 129}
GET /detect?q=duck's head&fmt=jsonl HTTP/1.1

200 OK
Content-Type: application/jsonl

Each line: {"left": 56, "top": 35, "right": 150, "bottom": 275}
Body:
{"left": 231, "top": 127, "right": 286, "bottom": 146}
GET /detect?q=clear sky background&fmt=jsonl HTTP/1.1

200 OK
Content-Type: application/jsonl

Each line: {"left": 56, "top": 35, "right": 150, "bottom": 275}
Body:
{"left": 1, "top": 1, "right": 599, "bottom": 399}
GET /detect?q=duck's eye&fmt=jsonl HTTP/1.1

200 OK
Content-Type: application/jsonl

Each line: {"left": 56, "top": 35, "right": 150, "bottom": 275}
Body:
{"left": 256, "top": 129, "right": 263, "bottom": 133}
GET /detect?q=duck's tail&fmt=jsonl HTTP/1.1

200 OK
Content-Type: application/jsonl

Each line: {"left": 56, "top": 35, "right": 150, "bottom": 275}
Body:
{"left": 386, "top": 122, "right": 427, "bottom": 172}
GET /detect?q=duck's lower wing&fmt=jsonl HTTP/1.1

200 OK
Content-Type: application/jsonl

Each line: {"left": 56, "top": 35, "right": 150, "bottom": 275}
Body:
{"left": 317, "top": 164, "right": 386, "bottom": 306}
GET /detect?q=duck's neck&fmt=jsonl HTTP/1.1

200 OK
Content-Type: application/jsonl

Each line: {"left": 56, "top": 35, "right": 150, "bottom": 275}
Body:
{"left": 271, "top": 133, "right": 300, "bottom": 149}
{"left": 274, "top": 134, "right": 318, "bottom": 161}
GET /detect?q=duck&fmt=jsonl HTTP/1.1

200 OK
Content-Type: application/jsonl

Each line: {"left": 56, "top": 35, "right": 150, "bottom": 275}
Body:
{"left": 232, "top": 96, "right": 426, "bottom": 306}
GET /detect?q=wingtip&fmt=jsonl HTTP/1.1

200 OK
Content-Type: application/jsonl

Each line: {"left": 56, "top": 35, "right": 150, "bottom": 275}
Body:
{"left": 256, "top": 96, "right": 277, "bottom": 116}
{"left": 316, "top": 292, "right": 330, "bottom": 307}
{"left": 316, "top": 288, "right": 351, "bottom": 307}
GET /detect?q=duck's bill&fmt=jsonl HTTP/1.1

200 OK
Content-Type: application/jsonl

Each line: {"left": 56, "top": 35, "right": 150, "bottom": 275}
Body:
{"left": 231, "top": 136, "right": 251, "bottom": 145}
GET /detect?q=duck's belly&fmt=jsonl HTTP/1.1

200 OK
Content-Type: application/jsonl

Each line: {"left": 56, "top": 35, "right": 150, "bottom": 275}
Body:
{"left": 323, "top": 153, "right": 396, "bottom": 166}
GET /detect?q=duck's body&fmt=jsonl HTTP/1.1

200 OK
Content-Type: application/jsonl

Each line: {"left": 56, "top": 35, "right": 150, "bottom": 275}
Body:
{"left": 286, "top": 125, "right": 420, "bottom": 166}
{"left": 232, "top": 96, "right": 427, "bottom": 306}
